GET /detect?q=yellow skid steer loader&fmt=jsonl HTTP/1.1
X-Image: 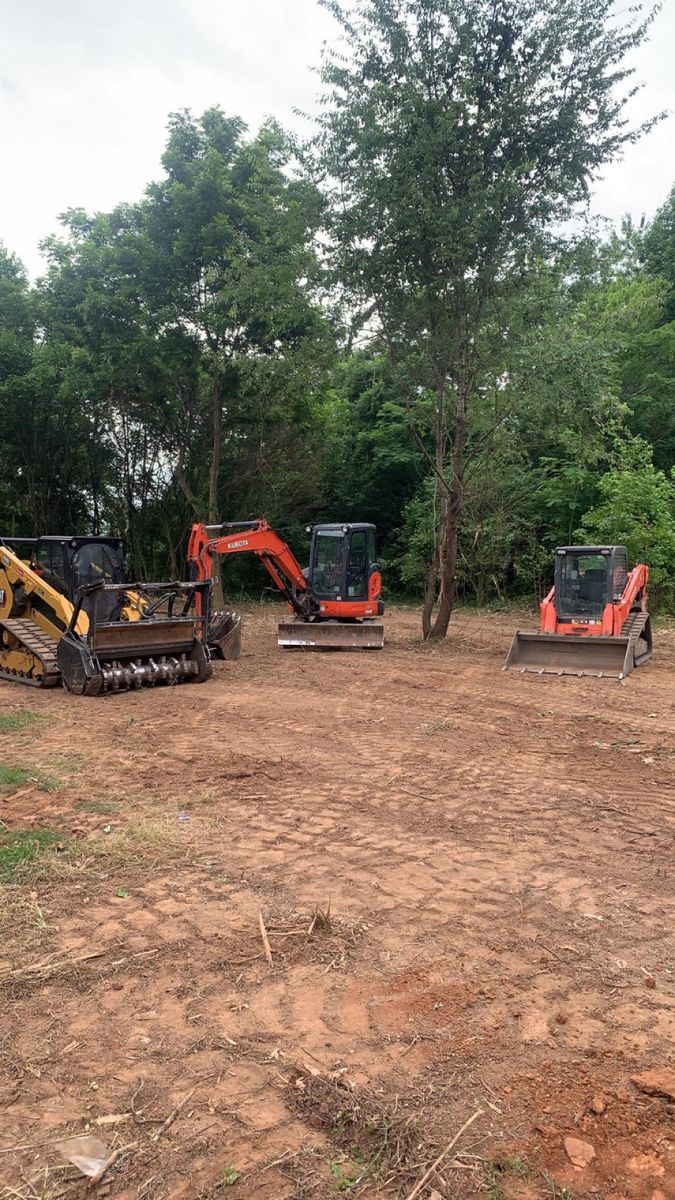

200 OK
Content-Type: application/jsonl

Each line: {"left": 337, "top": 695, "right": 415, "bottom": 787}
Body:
{"left": 0, "top": 535, "right": 214, "bottom": 695}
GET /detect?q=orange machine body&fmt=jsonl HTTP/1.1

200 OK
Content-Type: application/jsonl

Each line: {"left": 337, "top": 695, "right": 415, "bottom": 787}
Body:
{"left": 540, "top": 562, "right": 649, "bottom": 637}
{"left": 187, "top": 519, "right": 383, "bottom": 621}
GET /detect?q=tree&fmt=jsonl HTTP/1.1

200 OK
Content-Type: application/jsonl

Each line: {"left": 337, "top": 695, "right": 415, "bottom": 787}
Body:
{"left": 0, "top": 246, "right": 91, "bottom": 534}
{"left": 315, "top": 0, "right": 661, "bottom": 637}
{"left": 32, "top": 110, "right": 334, "bottom": 579}
{"left": 321, "top": 353, "right": 425, "bottom": 567}
{"left": 143, "top": 109, "right": 332, "bottom": 524}
{"left": 642, "top": 183, "right": 675, "bottom": 321}
{"left": 0, "top": 245, "right": 33, "bottom": 383}
{"left": 578, "top": 440, "right": 675, "bottom": 610}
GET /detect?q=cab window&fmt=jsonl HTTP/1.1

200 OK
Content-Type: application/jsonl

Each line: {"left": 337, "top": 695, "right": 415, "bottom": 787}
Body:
{"left": 312, "top": 531, "right": 343, "bottom": 596}
{"left": 347, "top": 530, "right": 367, "bottom": 598}
{"left": 559, "top": 553, "right": 608, "bottom": 615}
{"left": 34, "top": 543, "right": 68, "bottom": 595}
{"left": 72, "top": 543, "right": 124, "bottom": 590}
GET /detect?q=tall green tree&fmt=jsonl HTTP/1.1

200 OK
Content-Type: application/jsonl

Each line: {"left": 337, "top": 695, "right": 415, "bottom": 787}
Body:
{"left": 578, "top": 440, "right": 675, "bottom": 609}
{"left": 32, "top": 110, "right": 334, "bottom": 577}
{"left": 143, "top": 109, "right": 332, "bottom": 524}
{"left": 315, "top": 0, "right": 662, "bottom": 637}
{"left": 0, "top": 246, "right": 91, "bottom": 533}
{"left": 642, "top": 183, "right": 675, "bottom": 320}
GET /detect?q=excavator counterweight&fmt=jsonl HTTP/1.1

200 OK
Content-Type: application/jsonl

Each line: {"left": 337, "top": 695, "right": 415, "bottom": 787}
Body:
{"left": 505, "top": 546, "right": 652, "bottom": 679}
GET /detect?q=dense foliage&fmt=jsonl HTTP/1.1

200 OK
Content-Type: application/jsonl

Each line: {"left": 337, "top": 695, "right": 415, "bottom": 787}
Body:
{"left": 0, "top": 4, "right": 673, "bottom": 619}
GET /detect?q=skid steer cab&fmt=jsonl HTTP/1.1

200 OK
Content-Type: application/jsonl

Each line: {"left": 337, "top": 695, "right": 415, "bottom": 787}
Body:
{"left": 28, "top": 536, "right": 126, "bottom": 612}
{"left": 505, "top": 545, "right": 652, "bottom": 679}
{"left": 0, "top": 535, "right": 213, "bottom": 694}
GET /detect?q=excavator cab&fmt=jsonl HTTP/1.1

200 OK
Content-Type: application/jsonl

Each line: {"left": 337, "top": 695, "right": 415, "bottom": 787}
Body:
{"left": 308, "top": 524, "right": 380, "bottom": 603}
{"left": 278, "top": 522, "right": 384, "bottom": 649}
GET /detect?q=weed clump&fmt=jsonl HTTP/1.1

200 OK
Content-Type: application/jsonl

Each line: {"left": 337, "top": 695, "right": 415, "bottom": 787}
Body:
{"left": 0, "top": 828, "right": 61, "bottom": 881}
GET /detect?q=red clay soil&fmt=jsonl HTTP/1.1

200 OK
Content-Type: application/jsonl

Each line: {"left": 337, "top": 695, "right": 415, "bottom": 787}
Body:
{"left": 0, "top": 606, "right": 673, "bottom": 1200}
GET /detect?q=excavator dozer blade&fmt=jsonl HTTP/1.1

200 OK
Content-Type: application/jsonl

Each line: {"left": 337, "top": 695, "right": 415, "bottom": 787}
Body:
{"left": 208, "top": 610, "right": 242, "bottom": 661}
{"left": 278, "top": 619, "right": 384, "bottom": 650}
{"left": 504, "top": 631, "right": 639, "bottom": 679}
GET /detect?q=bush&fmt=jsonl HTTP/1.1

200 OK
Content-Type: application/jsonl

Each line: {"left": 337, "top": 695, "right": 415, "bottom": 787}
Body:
{"left": 577, "top": 440, "right": 675, "bottom": 611}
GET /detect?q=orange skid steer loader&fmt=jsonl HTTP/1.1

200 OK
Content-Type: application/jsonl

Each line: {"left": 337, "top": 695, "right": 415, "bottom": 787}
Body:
{"left": 505, "top": 545, "right": 653, "bottom": 679}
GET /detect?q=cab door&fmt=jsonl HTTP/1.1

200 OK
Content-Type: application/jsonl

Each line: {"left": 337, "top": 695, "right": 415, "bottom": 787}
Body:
{"left": 345, "top": 529, "right": 368, "bottom": 600}
{"left": 340, "top": 528, "right": 381, "bottom": 616}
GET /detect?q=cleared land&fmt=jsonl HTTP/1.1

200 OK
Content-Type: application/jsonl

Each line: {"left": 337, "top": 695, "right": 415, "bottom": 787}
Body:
{"left": 0, "top": 606, "right": 673, "bottom": 1200}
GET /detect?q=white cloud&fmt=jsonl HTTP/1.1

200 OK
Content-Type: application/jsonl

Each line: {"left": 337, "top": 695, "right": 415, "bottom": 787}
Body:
{"left": 1, "top": 0, "right": 672, "bottom": 277}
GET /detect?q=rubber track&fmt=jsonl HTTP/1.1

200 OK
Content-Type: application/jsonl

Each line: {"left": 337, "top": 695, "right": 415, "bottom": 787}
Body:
{"left": 623, "top": 611, "right": 652, "bottom": 666}
{"left": 0, "top": 617, "right": 61, "bottom": 687}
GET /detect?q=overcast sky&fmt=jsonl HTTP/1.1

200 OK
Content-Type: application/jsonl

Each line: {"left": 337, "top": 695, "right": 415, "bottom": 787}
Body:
{"left": 1, "top": 0, "right": 673, "bottom": 278}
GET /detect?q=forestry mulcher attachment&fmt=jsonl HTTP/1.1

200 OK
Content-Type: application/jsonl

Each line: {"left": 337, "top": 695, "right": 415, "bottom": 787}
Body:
{"left": 0, "top": 536, "right": 213, "bottom": 694}
{"left": 188, "top": 518, "right": 384, "bottom": 650}
{"left": 505, "top": 546, "right": 652, "bottom": 679}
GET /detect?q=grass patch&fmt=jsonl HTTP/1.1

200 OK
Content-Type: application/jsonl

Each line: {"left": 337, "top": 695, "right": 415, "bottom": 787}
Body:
{"left": 541, "top": 1174, "right": 572, "bottom": 1200}
{"left": 93, "top": 817, "right": 184, "bottom": 857}
{"left": 484, "top": 1156, "right": 532, "bottom": 1200}
{"left": 0, "top": 761, "right": 69, "bottom": 793}
{"left": 0, "top": 764, "right": 35, "bottom": 791}
{"left": 0, "top": 828, "right": 61, "bottom": 881}
{"left": 76, "top": 798, "right": 122, "bottom": 815}
{"left": 0, "top": 710, "right": 45, "bottom": 733}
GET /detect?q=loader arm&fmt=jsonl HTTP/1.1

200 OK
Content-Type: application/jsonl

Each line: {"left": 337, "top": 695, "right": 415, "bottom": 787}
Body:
{"left": 0, "top": 543, "right": 89, "bottom": 640}
{"left": 188, "top": 520, "right": 312, "bottom": 618}
{"left": 612, "top": 564, "right": 648, "bottom": 635}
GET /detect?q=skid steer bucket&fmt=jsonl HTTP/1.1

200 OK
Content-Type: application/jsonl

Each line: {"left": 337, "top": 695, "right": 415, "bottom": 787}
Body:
{"left": 278, "top": 618, "right": 384, "bottom": 650}
{"left": 207, "top": 610, "right": 242, "bottom": 660}
{"left": 504, "top": 629, "right": 647, "bottom": 679}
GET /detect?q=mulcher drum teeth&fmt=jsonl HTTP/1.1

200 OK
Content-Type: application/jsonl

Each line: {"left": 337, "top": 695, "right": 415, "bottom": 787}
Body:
{"left": 57, "top": 619, "right": 212, "bottom": 696}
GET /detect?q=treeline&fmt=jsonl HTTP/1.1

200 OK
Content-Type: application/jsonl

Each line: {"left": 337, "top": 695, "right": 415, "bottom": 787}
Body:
{"left": 1, "top": 2, "right": 674, "bottom": 622}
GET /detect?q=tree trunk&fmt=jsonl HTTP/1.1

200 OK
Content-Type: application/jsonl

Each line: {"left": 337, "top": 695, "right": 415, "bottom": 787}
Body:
{"left": 428, "top": 382, "right": 467, "bottom": 640}
{"left": 208, "top": 376, "right": 222, "bottom": 524}
{"left": 208, "top": 374, "right": 225, "bottom": 610}
{"left": 421, "top": 385, "right": 450, "bottom": 639}
{"left": 422, "top": 540, "right": 439, "bottom": 639}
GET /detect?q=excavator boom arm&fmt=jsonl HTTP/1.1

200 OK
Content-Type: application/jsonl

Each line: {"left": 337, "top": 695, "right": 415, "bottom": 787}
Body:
{"left": 188, "top": 520, "right": 309, "bottom": 616}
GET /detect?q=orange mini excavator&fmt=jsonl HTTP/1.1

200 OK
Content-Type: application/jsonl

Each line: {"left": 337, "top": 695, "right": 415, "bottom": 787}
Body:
{"left": 188, "top": 519, "right": 384, "bottom": 650}
{"left": 505, "top": 545, "right": 652, "bottom": 679}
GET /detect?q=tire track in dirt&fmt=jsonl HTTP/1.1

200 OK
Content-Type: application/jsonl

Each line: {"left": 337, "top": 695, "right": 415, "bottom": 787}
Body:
{"left": 0, "top": 606, "right": 673, "bottom": 1198}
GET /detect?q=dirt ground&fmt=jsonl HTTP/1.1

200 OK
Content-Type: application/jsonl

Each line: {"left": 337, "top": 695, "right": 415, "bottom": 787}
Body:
{"left": 0, "top": 605, "right": 673, "bottom": 1200}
